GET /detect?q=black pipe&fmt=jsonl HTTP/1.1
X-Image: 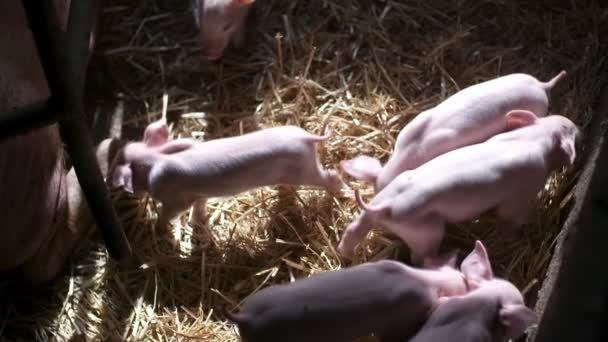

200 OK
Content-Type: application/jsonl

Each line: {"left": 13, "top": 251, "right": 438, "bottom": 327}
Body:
{"left": 0, "top": 100, "right": 57, "bottom": 140}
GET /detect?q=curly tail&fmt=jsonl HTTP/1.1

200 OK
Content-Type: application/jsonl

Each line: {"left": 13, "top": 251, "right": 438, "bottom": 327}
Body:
{"left": 354, "top": 189, "right": 382, "bottom": 213}
{"left": 542, "top": 70, "right": 567, "bottom": 90}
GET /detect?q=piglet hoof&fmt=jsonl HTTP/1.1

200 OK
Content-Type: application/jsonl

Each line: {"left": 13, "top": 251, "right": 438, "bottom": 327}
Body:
{"left": 336, "top": 240, "right": 355, "bottom": 261}
{"left": 324, "top": 169, "right": 349, "bottom": 194}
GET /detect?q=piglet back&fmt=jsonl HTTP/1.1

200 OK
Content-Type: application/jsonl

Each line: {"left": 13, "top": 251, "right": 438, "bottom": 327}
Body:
{"left": 227, "top": 260, "right": 434, "bottom": 342}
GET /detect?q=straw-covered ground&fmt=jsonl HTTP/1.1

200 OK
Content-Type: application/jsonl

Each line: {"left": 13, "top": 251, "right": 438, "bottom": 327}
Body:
{"left": 1, "top": 0, "right": 606, "bottom": 341}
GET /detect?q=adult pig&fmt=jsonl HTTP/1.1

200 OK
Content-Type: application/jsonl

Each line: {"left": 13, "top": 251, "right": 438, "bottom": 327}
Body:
{"left": 0, "top": 1, "right": 100, "bottom": 283}
{"left": 338, "top": 112, "right": 580, "bottom": 261}
{"left": 410, "top": 241, "right": 537, "bottom": 342}
{"left": 193, "top": 0, "right": 255, "bottom": 60}
{"left": 109, "top": 120, "right": 345, "bottom": 227}
{"left": 341, "top": 71, "right": 567, "bottom": 192}
{"left": 224, "top": 251, "right": 477, "bottom": 342}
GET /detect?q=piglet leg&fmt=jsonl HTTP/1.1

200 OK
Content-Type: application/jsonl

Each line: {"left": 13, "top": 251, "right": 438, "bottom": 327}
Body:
{"left": 156, "top": 196, "right": 199, "bottom": 232}
{"left": 396, "top": 216, "right": 445, "bottom": 266}
{"left": 308, "top": 166, "right": 346, "bottom": 193}
{"left": 298, "top": 141, "right": 346, "bottom": 192}
{"left": 191, "top": 198, "right": 208, "bottom": 227}
{"left": 337, "top": 211, "right": 374, "bottom": 258}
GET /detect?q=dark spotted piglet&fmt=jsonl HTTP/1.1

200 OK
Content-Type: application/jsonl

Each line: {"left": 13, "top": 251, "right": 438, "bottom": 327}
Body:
{"left": 225, "top": 258, "right": 470, "bottom": 342}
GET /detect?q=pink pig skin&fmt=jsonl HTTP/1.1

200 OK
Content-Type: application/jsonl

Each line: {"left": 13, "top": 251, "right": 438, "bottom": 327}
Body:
{"left": 110, "top": 122, "right": 345, "bottom": 227}
{"left": 193, "top": 0, "right": 255, "bottom": 60}
{"left": 341, "top": 71, "right": 567, "bottom": 192}
{"left": 338, "top": 112, "right": 580, "bottom": 261}
{"left": 411, "top": 241, "right": 537, "bottom": 342}
{"left": 225, "top": 250, "right": 476, "bottom": 342}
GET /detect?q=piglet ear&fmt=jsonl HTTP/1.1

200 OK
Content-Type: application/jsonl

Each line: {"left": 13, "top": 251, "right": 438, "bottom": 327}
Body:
{"left": 111, "top": 164, "right": 134, "bottom": 193}
{"left": 460, "top": 240, "right": 493, "bottom": 289}
{"left": 499, "top": 304, "right": 537, "bottom": 340}
{"left": 340, "top": 155, "right": 382, "bottom": 183}
{"left": 505, "top": 110, "right": 538, "bottom": 131}
{"left": 143, "top": 120, "right": 169, "bottom": 147}
{"left": 423, "top": 249, "right": 459, "bottom": 269}
{"left": 555, "top": 134, "right": 577, "bottom": 166}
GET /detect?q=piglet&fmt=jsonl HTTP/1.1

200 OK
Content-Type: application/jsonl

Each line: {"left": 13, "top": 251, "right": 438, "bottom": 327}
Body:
{"left": 224, "top": 250, "right": 478, "bottom": 342}
{"left": 410, "top": 241, "right": 537, "bottom": 342}
{"left": 193, "top": 0, "right": 255, "bottom": 60}
{"left": 341, "top": 71, "right": 567, "bottom": 192}
{"left": 338, "top": 112, "right": 580, "bottom": 262}
{"left": 109, "top": 121, "right": 345, "bottom": 227}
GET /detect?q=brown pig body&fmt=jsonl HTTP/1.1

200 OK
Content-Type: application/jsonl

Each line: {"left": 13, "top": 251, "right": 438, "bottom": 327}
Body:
{"left": 0, "top": 1, "right": 99, "bottom": 283}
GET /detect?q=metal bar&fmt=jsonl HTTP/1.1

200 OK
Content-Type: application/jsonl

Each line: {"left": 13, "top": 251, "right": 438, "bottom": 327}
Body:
{"left": 0, "top": 100, "right": 58, "bottom": 141}
{"left": 22, "top": 0, "right": 132, "bottom": 260}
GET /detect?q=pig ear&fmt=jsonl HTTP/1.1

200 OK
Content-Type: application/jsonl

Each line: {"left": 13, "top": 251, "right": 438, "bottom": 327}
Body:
{"left": 499, "top": 304, "right": 537, "bottom": 340}
{"left": 340, "top": 156, "right": 382, "bottom": 183}
{"left": 554, "top": 133, "right": 577, "bottom": 166}
{"left": 460, "top": 240, "right": 493, "bottom": 289}
{"left": 505, "top": 110, "right": 538, "bottom": 131}
{"left": 143, "top": 120, "right": 169, "bottom": 147}
{"left": 423, "top": 250, "right": 459, "bottom": 269}
{"left": 111, "top": 164, "right": 134, "bottom": 193}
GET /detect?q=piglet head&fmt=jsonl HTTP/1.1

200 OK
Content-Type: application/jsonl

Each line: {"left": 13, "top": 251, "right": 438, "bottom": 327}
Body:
{"left": 544, "top": 114, "right": 581, "bottom": 167}
{"left": 478, "top": 279, "right": 537, "bottom": 341}
{"left": 197, "top": 0, "right": 254, "bottom": 60}
{"left": 499, "top": 300, "right": 537, "bottom": 341}
{"left": 143, "top": 120, "right": 170, "bottom": 147}
{"left": 108, "top": 120, "right": 169, "bottom": 193}
{"left": 340, "top": 155, "right": 382, "bottom": 184}
{"left": 460, "top": 240, "right": 493, "bottom": 290}
{"left": 108, "top": 147, "right": 135, "bottom": 193}
{"left": 461, "top": 241, "right": 537, "bottom": 340}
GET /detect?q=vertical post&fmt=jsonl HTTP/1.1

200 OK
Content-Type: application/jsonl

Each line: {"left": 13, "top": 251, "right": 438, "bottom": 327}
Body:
{"left": 22, "top": 0, "right": 131, "bottom": 260}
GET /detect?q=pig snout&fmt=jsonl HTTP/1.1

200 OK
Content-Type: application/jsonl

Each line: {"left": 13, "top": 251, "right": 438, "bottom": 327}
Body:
{"left": 197, "top": 0, "right": 255, "bottom": 60}
{"left": 200, "top": 40, "right": 226, "bottom": 60}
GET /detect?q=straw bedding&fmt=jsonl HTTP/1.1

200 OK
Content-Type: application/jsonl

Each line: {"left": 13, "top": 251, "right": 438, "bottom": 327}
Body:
{"left": 0, "top": 0, "right": 606, "bottom": 340}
